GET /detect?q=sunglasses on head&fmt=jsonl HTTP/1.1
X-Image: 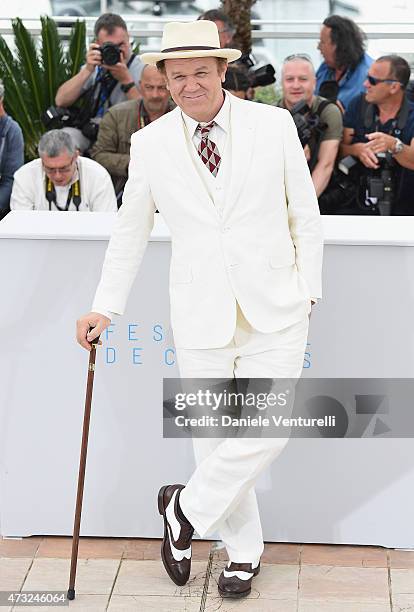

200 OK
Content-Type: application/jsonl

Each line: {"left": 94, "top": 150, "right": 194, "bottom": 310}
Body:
{"left": 367, "top": 74, "right": 402, "bottom": 86}
{"left": 284, "top": 53, "right": 312, "bottom": 63}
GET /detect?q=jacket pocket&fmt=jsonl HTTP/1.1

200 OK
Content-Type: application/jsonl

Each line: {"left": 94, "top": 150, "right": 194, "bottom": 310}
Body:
{"left": 170, "top": 264, "right": 193, "bottom": 284}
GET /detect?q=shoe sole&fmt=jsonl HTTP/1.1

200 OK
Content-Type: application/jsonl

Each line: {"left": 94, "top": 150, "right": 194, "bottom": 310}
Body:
{"left": 218, "top": 587, "right": 251, "bottom": 598}
{"left": 157, "top": 485, "right": 189, "bottom": 587}
{"left": 218, "top": 564, "right": 261, "bottom": 599}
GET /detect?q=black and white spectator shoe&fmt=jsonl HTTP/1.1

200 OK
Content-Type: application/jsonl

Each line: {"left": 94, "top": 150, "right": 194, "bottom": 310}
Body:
{"left": 157, "top": 484, "right": 194, "bottom": 586}
{"left": 218, "top": 561, "right": 261, "bottom": 598}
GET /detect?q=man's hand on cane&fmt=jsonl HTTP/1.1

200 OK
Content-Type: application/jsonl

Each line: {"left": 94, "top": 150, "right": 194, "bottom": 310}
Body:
{"left": 76, "top": 312, "right": 111, "bottom": 351}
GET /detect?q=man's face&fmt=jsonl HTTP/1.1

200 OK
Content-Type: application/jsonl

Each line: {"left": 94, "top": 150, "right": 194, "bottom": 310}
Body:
{"left": 213, "top": 19, "right": 233, "bottom": 48}
{"left": 364, "top": 61, "right": 400, "bottom": 104}
{"left": 42, "top": 150, "right": 77, "bottom": 187}
{"left": 282, "top": 60, "right": 315, "bottom": 109}
{"left": 96, "top": 26, "right": 131, "bottom": 62}
{"left": 163, "top": 57, "right": 227, "bottom": 121}
{"left": 318, "top": 25, "right": 336, "bottom": 68}
{"left": 139, "top": 66, "right": 170, "bottom": 115}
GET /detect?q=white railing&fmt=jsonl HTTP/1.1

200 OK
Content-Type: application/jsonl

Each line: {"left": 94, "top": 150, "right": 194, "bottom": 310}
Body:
{"left": 2, "top": 18, "right": 414, "bottom": 39}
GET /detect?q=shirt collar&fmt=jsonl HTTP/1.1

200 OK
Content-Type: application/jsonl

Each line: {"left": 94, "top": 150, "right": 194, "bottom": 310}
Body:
{"left": 181, "top": 90, "right": 230, "bottom": 137}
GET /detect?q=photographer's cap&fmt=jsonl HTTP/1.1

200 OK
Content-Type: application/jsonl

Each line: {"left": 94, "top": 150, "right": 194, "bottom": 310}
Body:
{"left": 140, "top": 21, "right": 242, "bottom": 65}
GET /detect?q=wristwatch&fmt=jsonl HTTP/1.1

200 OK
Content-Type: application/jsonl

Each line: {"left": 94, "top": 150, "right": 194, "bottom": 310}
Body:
{"left": 390, "top": 137, "right": 404, "bottom": 155}
{"left": 121, "top": 81, "right": 136, "bottom": 93}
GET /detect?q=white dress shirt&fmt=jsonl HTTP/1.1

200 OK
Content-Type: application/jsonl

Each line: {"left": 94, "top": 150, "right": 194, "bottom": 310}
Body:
{"left": 181, "top": 90, "right": 231, "bottom": 216}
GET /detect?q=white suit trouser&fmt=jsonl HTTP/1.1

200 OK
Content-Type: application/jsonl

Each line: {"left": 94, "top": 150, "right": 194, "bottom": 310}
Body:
{"left": 177, "top": 304, "right": 309, "bottom": 565}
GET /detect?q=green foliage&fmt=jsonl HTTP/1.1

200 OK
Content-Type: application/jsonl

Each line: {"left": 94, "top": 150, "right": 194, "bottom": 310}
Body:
{"left": 0, "top": 17, "right": 86, "bottom": 160}
{"left": 131, "top": 39, "right": 140, "bottom": 57}
{"left": 253, "top": 84, "right": 279, "bottom": 106}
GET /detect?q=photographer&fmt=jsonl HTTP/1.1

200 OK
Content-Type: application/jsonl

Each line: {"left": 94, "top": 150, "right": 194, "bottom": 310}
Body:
{"left": 223, "top": 64, "right": 252, "bottom": 99}
{"left": 10, "top": 130, "right": 116, "bottom": 212}
{"left": 316, "top": 15, "right": 373, "bottom": 112}
{"left": 198, "top": 9, "right": 276, "bottom": 94}
{"left": 339, "top": 55, "right": 414, "bottom": 215}
{"left": 279, "top": 54, "right": 343, "bottom": 198}
{"left": 54, "top": 13, "right": 144, "bottom": 151}
{"left": 91, "top": 65, "right": 173, "bottom": 201}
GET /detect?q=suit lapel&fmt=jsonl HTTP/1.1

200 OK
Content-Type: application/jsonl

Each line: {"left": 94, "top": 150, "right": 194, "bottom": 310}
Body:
{"left": 163, "top": 107, "right": 216, "bottom": 214}
{"left": 224, "top": 94, "right": 256, "bottom": 220}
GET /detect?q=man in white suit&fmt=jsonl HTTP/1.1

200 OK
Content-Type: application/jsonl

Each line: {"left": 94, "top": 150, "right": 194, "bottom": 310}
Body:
{"left": 77, "top": 20, "right": 323, "bottom": 599}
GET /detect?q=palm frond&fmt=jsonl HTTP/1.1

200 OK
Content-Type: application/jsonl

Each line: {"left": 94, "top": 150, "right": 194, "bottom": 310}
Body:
{"left": 40, "top": 16, "right": 65, "bottom": 107}
{"left": 66, "top": 20, "right": 86, "bottom": 78}
{"left": 0, "top": 35, "right": 39, "bottom": 143}
{"left": 12, "top": 18, "right": 45, "bottom": 117}
{"left": 0, "top": 18, "right": 86, "bottom": 161}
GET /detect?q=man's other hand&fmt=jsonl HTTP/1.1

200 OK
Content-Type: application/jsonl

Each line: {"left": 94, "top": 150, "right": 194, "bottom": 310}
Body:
{"left": 104, "top": 50, "right": 132, "bottom": 84}
{"left": 86, "top": 43, "right": 103, "bottom": 73}
{"left": 76, "top": 312, "right": 111, "bottom": 351}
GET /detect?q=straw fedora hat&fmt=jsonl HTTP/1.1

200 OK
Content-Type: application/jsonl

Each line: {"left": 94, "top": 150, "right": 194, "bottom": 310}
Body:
{"left": 140, "top": 21, "right": 242, "bottom": 65}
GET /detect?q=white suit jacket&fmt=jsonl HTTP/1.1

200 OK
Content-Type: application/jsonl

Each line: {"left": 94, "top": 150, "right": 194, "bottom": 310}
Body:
{"left": 92, "top": 94, "right": 323, "bottom": 349}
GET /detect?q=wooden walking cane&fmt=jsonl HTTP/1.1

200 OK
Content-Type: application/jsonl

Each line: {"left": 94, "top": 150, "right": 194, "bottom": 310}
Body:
{"left": 67, "top": 332, "right": 100, "bottom": 601}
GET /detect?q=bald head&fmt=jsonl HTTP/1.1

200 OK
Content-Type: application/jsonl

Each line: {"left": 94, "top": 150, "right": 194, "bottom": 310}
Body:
{"left": 139, "top": 64, "right": 170, "bottom": 117}
{"left": 281, "top": 58, "right": 316, "bottom": 110}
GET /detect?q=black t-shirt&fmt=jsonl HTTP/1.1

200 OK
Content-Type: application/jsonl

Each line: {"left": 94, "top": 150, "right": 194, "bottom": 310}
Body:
{"left": 343, "top": 93, "right": 414, "bottom": 214}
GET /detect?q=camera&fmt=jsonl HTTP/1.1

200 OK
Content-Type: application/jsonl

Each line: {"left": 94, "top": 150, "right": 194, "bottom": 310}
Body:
{"left": 41, "top": 106, "right": 77, "bottom": 129}
{"left": 321, "top": 153, "right": 395, "bottom": 215}
{"left": 318, "top": 80, "right": 340, "bottom": 103}
{"left": 248, "top": 64, "right": 276, "bottom": 87}
{"left": 236, "top": 53, "right": 276, "bottom": 87}
{"left": 80, "top": 119, "right": 100, "bottom": 142}
{"left": 363, "top": 153, "right": 394, "bottom": 215}
{"left": 98, "top": 42, "right": 121, "bottom": 66}
{"left": 289, "top": 100, "right": 314, "bottom": 146}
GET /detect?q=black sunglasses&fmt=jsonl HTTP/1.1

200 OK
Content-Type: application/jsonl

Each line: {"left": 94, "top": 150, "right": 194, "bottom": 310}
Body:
{"left": 367, "top": 74, "right": 402, "bottom": 86}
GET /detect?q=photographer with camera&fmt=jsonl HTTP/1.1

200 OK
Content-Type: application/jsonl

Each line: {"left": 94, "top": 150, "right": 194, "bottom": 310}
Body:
{"left": 278, "top": 54, "right": 343, "bottom": 199}
{"left": 53, "top": 13, "right": 144, "bottom": 152}
{"left": 91, "top": 65, "right": 174, "bottom": 202}
{"left": 198, "top": 9, "right": 276, "bottom": 96}
{"left": 338, "top": 55, "right": 414, "bottom": 215}
{"left": 10, "top": 130, "right": 117, "bottom": 212}
{"left": 223, "top": 64, "right": 251, "bottom": 99}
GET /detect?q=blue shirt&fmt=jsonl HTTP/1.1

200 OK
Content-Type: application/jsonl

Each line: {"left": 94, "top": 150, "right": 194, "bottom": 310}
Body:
{"left": 343, "top": 92, "right": 414, "bottom": 214}
{"left": 315, "top": 52, "right": 373, "bottom": 111}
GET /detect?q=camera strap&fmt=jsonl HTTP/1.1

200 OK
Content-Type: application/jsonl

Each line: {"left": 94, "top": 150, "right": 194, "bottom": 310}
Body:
{"left": 95, "top": 53, "right": 137, "bottom": 117}
{"left": 137, "top": 100, "right": 151, "bottom": 130}
{"left": 307, "top": 99, "right": 332, "bottom": 171}
{"left": 45, "top": 177, "right": 82, "bottom": 211}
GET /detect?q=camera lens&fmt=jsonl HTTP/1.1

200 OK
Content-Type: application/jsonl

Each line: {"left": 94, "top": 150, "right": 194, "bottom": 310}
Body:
{"left": 100, "top": 42, "right": 121, "bottom": 66}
